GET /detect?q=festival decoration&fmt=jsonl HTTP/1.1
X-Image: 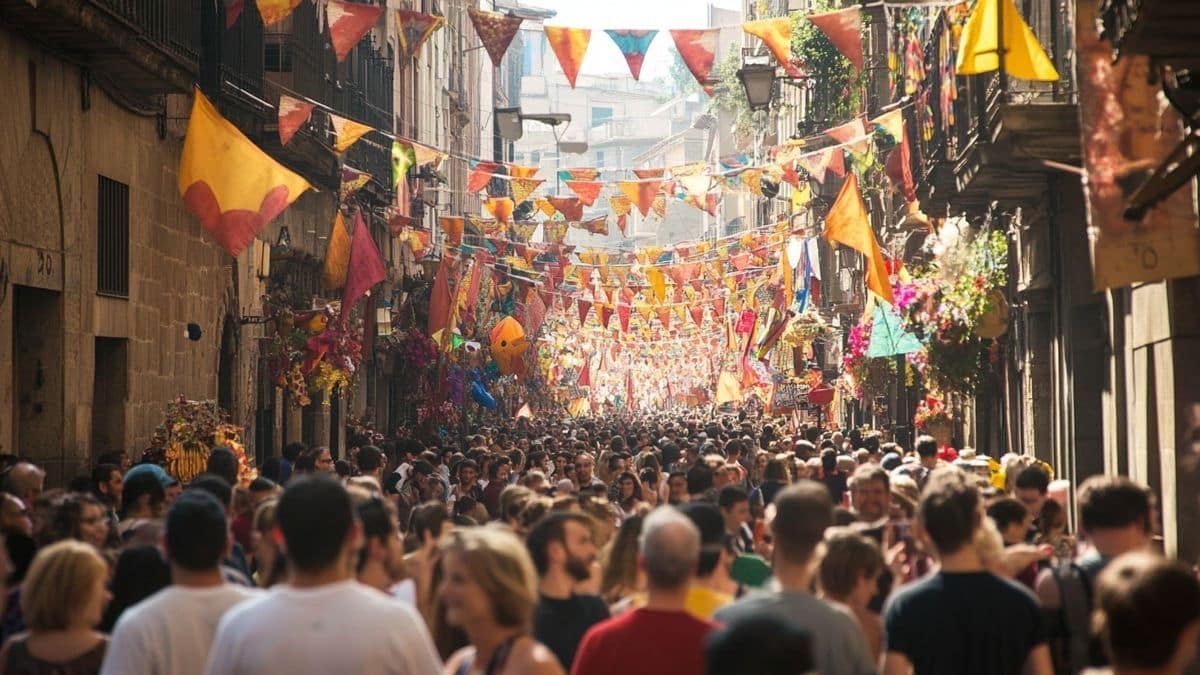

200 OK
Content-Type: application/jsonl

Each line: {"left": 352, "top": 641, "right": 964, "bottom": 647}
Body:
{"left": 806, "top": 6, "right": 863, "bottom": 70}
{"left": 327, "top": 1, "right": 385, "bottom": 63}
{"left": 822, "top": 173, "right": 893, "bottom": 304}
{"left": 396, "top": 9, "right": 445, "bottom": 61}
{"left": 257, "top": 0, "right": 301, "bottom": 26}
{"left": 341, "top": 210, "right": 387, "bottom": 325}
{"left": 278, "top": 95, "right": 315, "bottom": 146}
{"left": 468, "top": 7, "right": 524, "bottom": 68}
{"left": 153, "top": 396, "right": 256, "bottom": 485}
{"left": 179, "top": 89, "right": 311, "bottom": 257}
{"left": 670, "top": 29, "right": 720, "bottom": 94}
{"left": 605, "top": 29, "right": 658, "bottom": 80}
{"left": 321, "top": 211, "right": 352, "bottom": 290}
{"left": 957, "top": 0, "right": 1059, "bottom": 81}
{"left": 339, "top": 166, "right": 371, "bottom": 203}
{"left": 544, "top": 26, "right": 592, "bottom": 88}
{"left": 330, "top": 113, "right": 373, "bottom": 154}
{"left": 490, "top": 316, "right": 529, "bottom": 375}
{"left": 742, "top": 16, "right": 799, "bottom": 75}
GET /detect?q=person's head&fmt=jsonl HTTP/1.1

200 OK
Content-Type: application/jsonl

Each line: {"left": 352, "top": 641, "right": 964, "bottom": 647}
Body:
{"left": 187, "top": 473, "right": 233, "bottom": 512}
{"left": 667, "top": 471, "right": 689, "bottom": 504}
{"left": 771, "top": 482, "right": 832, "bottom": 566}
{"left": 21, "top": 540, "right": 110, "bottom": 631}
{"left": 206, "top": 447, "right": 240, "bottom": 487}
{"left": 5, "top": 462, "right": 45, "bottom": 505}
{"left": 1013, "top": 464, "right": 1050, "bottom": 519}
{"left": 91, "top": 463, "right": 123, "bottom": 506}
{"left": 251, "top": 498, "right": 286, "bottom": 587}
{"left": 850, "top": 464, "right": 891, "bottom": 523}
{"left": 100, "top": 545, "right": 170, "bottom": 631}
{"left": 1077, "top": 476, "right": 1153, "bottom": 557}
{"left": 526, "top": 511, "right": 596, "bottom": 582}
{"left": 276, "top": 475, "right": 358, "bottom": 575}
{"left": 1037, "top": 498, "right": 1067, "bottom": 536}
{"left": 915, "top": 435, "right": 938, "bottom": 468}
{"left": 986, "top": 497, "right": 1030, "bottom": 546}
{"left": 638, "top": 506, "right": 700, "bottom": 591}
{"left": 438, "top": 527, "right": 538, "bottom": 631}
{"left": 48, "top": 493, "right": 108, "bottom": 550}
{"left": 357, "top": 446, "right": 383, "bottom": 477}
{"left": 819, "top": 528, "right": 884, "bottom": 608}
{"left": 409, "top": 501, "right": 450, "bottom": 546}
{"left": 574, "top": 454, "right": 595, "bottom": 483}
{"left": 120, "top": 467, "right": 167, "bottom": 520}
{"left": 616, "top": 471, "right": 642, "bottom": 503}
{"left": 679, "top": 502, "right": 730, "bottom": 579}
{"left": 0, "top": 494, "right": 32, "bottom": 537}
{"left": 456, "top": 459, "right": 479, "bottom": 486}
{"left": 282, "top": 442, "right": 308, "bottom": 464}
{"left": 1094, "top": 552, "right": 1200, "bottom": 673}
{"left": 686, "top": 464, "right": 713, "bottom": 496}
{"left": 310, "top": 446, "right": 335, "bottom": 474}
{"left": 717, "top": 485, "right": 750, "bottom": 535}
{"left": 165, "top": 490, "right": 229, "bottom": 573}
{"left": 98, "top": 450, "right": 131, "bottom": 473}
{"left": 356, "top": 497, "right": 403, "bottom": 584}
{"left": 705, "top": 612, "right": 814, "bottom": 675}
{"left": 918, "top": 468, "right": 981, "bottom": 557}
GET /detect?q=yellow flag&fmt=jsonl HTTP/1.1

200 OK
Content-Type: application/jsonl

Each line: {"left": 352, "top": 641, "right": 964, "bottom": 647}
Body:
{"left": 780, "top": 243, "right": 793, "bottom": 307}
{"left": 179, "top": 89, "right": 311, "bottom": 257}
{"left": 957, "top": 0, "right": 1059, "bottom": 81}
{"left": 321, "top": 212, "right": 352, "bottom": 290}
{"left": 791, "top": 184, "right": 812, "bottom": 213}
{"left": 330, "top": 114, "right": 374, "bottom": 154}
{"left": 823, "top": 173, "right": 894, "bottom": 304}
{"left": 716, "top": 372, "right": 743, "bottom": 405}
{"left": 645, "top": 267, "right": 667, "bottom": 303}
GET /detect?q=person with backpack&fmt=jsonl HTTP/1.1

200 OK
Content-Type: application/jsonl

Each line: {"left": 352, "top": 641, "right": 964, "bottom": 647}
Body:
{"left": 1034, "top": 476, "right": 1155, "bottom": 674}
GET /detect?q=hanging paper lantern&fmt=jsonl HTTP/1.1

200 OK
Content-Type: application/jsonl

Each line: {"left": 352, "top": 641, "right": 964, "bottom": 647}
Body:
{"left": 489, "top": 316, "right": 529, "bottom": 375}
{"left": 470, "top": 381, "right": 498, "bottom": 409}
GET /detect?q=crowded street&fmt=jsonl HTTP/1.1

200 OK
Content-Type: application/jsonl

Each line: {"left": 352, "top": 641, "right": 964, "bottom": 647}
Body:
{"left": 1, "top": 0, "right": 1200, "bottom": 673}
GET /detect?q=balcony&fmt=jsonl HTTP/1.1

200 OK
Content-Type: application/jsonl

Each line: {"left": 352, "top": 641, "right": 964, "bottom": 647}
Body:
{"left": 911, "top": 1, "right": 1079, "bottom": 212}
{"left": 1100, "top": 0, "right": 1200, "bottom": 67}
{"left": 0, "top": 0, "right": 202, "bottom": 96}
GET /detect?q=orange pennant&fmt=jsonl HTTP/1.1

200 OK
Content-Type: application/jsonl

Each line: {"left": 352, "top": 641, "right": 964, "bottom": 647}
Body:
{"left": 439, "top": 216, "right": 465, "bottom": 246}
{"left": 565, "top": 180, "right": 603, "bottom": 206}
{"left": 484, "top": 197, "right": 514, "bottom": 224}
{"left": 544, "top": 26, "right": 592, "bottom": 88}
{"left": 548, "top": 197, "right": 584, "bottom": 221}
{"left": 743, "top": 17, "right": 797, "bottom": 74}
{"left": 823, "top": 173, "right": 893, "bottom": 303}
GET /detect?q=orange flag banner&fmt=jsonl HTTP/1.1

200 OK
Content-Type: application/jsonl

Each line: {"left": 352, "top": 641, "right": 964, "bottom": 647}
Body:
{"left": 823, "top": 173, "right": 893, "bottom": 304}
{"left": 544, "top": 26, "right": 592, "bottom": 88}
{"left": 327, "top": 0, "right": 385, "bottom": 63}
{"left": 633, "top": 168, "right": 665, "bottom": 180}
{"left": 321, "top": 212, "right": 352, "bottom": 290}
{"left": 617, "top": 181, "right": 660, "bottom": 217}
{"left": 544, "top": 220, "right": 569, "bottom": 244}
{"left": 439, "top": 216, "right": 465, "bottom": 247}
{"left": 548, "top": 197, "right": 584, "bottom": 221}
{"left": 179, "top": 89, "right": 311, "bottom": 257}
{"left": 562, "top": 168, "right": 601, "bottom": 181}
{"left": 278, "top": 95, "right": 315, "bottom": 146}
{"left": 468, "top": 8, "right": 524, "bottom": 67}
{"left": 743, "top": 17, "right": 797, "bottom": 75}
{"left": 257, "top": 0, "right": 301, "bottom": 26}
{"left": 565, "top": 180, "right": 603, "bottom": 206}
{"left": 468, "top": 162, "right": 502, "bottom": 193}
{"left": 670, "top": 28, "right": 720, "bottom": 94}
{"left": 508, "top": 164, "right": 540, "bottom": 179}
{"left": 484, "top": 197, "right": 515, "bottom": 224}
{"left": 396, "top": 9, "right": 445, "bottom": 61}
{"left": 330, "top": 113, "right": 373, "bottom": 154}
{"left": 806, "top": 7, "right": 862, "bottom": 70}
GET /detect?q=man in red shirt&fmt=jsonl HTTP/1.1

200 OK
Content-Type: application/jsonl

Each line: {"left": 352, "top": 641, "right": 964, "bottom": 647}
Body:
{"left": 571, "top": 506, "right": 716, "bottom": 675}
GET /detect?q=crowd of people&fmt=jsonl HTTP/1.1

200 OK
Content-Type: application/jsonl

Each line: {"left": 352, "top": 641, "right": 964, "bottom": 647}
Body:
{"left": 0, "top": 413, "right": 1195, "bottom": 675}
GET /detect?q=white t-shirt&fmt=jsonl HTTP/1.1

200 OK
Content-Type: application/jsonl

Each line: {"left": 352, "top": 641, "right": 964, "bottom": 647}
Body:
{"left": 100, "top": 584, "right": 262, "bottom": 675}
{"left": 203, "top": 579, "right": 442, "bottom": 675}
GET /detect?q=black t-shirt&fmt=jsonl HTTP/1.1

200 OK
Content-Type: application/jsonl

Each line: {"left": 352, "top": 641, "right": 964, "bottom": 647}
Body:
{"left": 533, "top": 593, "right": 610, "bottom": 670}
{"left": 884, "top": 571, "right": 1045, "bottom": 675}
{"left": 823, "top": 472, "right": 847, "bottom": 504}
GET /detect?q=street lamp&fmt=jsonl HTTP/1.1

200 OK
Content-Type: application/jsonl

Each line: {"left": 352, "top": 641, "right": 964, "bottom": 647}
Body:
{"left": 419, "top": 251, "right": 441, "bottom": 280}
{"left": 495, "top": 106, "right": 572, "bottom": 141}
{"left": 738, "top": 63, "right": 777, "bottom": 112}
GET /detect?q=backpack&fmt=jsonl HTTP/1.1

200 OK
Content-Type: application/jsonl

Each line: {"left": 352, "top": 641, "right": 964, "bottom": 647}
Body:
{"left": 1048, "top": 560, "right": 1108, "bottom": 674}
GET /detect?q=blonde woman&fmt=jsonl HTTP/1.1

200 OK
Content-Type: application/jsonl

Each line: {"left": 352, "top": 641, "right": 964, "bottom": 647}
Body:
{"left": 0, "top": 540, "right": 110, "bottom": 675}
{"left": 436, "top": 527, "right": 564, "bottom": 675}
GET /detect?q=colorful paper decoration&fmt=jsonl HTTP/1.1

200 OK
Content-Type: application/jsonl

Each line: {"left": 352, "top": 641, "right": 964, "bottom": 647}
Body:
{"left": 490, "top": 317, "right": 530, "bottom": 375}
{"left": 561, "top": 168, "right": 601, "bottom": 181}
{"left": 958, "top": 0, "right": 1059, "bottom": 81}
{"left": 670, "top": 29, "right": 720, "bottom": 94}
{"left": 823, "top": 173, "right": 893, "bottom": 304}
{"left": 468, "top": 162, "right": 502, "bottom": 193}
{"left": 510, "top": 178, "right": 543, "bottom": 204}
{"left": 604, "top": 29, "right": 658, "bottom": 80}
{"left": 617, "top": 180, "right": 661, "bottom": 217}
{"left": 321, "top": 211, "right": 351, "bottom": 290}
{"left": 339, "top": 166, "right": 371, "bottom": 202}
{"left": 224, "top": 0, "right": 244, "bottom": 29}
{"left": 341, "top": 210, "right": 387, "bottom": 324}
{"left": 565, "top": 180, "right": 603, "bottom": 206}
{"left": 484, "top": 197, "right": 515, "bottom": 224}
{"left": 544, "top": 26, "right": 592, "bottom": 88}
{"left": 742, "top": 17, "right": 796, "bottom": 74}
{"left": 544, "top": 220, "right": 569, "bottom": 244}
{"left": 330, "top": 113, "right": 373, "bottom": 154}
{"left": 327, "top": 1, "right": 385, "bottom": 63}
{"left": 806, "top": 7, "right": 863, "bottom": 70}
{"left": 866, "top": 302, "right": 923, "bottom": 357}
{"left": 825, "top": 118, "right": 870, "bottom": 155}
{"left": 548, "top": 197, "right": 584, "bottom": 221}
{"left": 396, "top": 9, "right": 445, "bottom": 61}
{"left": 391, "top": 140, "right": 415, "bottom": 190}
{"left": 278, "top": 95, "right": 315, "bottom": 147}
{"left": 256, "top": 0, "right": 301, "bottom": 26}
{"left": 179, "top": 90, "right": 311, "bottom": 257}
{"left": 439, "top": 216, "right": 465, "bottom": 246}
{"left": 469, "top": 8, "right": 524, "bottom": 68}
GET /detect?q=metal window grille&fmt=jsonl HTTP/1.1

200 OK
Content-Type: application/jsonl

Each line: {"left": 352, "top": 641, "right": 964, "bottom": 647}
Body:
{"left": 97, "top": 176, "right": 129, "bottom": 298}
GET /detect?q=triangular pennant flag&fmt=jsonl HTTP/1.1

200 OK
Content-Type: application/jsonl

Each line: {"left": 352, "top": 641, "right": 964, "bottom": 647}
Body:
{"left": 257, "top": 0, "right": 301, "bottom": 26}
{"left": 656, "top": 307, "right": 672, "bottom": 330}
{"left": 870, "top": 109, "right": 905, "bottom": 146}
{"left": 321, "top": 212, "right": 352, "bottom": 290}
{"left": 597, "top": 304, "right": 613, "bottom": 329}
{"left": 616, "top": 214, "right": 629, "bottom": 237}
{"left": 823, "top": 173, "right": 893, "bottom": 304}
{"left": 510, "top": 178, "right": 544, "bottom": 204}
{"left": 678, "top": 174, "right": 712, "bottom": 198}
{"left": 543, "top": 220, "right": 569, "bottom": 244}
{"left": 605, "top": 29, "right": 658, "bottom": 80}
{"left": 439, "top": 216, "right": 465, "bottom": 246}
{"left": 410, "top": 140, "right": 447, "bottom": 170}
{"left": 561, "top": 168, "right": 601, "bottom": 181}
{"left": 341, "top": 211, "right": 387, "bottom": 324}
{"left": 508, "top": 164, "right": 540, "bottom": 179}
{"left": 867, "top": 302, "right": 923, "bottom": 357}
{"left": 180, "top": 90, "right": 311, "bottom": 257}
{"left": 224, "top": 0, "right": 245, "bottom": 29}
{"left": 577, "top": 298, "right": 592, "bottom": 326}
{"left": 633, "top": 168, "right": 665, "bottom": 180}
{"left": 577, "top": 356, "right": 591, "bottom": 387}
{"left": 712, "top": 294, "right": 726, "bottom": 318}
{"left": 427, "top": 256, "right": 453, "bottom": 337}
{"left": 468, "top": 161, "right": 502, "bottom": 193}
{"left": 544, "top": 26, "right": 592, "bottom": 88}
{"left": 957, "top": 0, "right": 1059, "bottom": 81}
{"left": 650, "top": 193, "right": 667, "bottom": 219}
{"left": 330, "top": 113, "right": 373, "bottom": 154}
{"left": 565, "top": 180, "right": 603, "bottom": 206}
{"left": 797, "top": 149, "right": 833, "bottom": 184}
{"left": 339, "top": 166, "right": 371, "bottom": 203}
{"left": 327, "top": 1, "right": 385, "bottom": 63}
{"left": 827, "top": 148, "right": 846, "bottom": 178}
{"left": 670, "top": 29, "right": 720, "bottom": 94}
{"left": 391, "top": 140, "right": 415, "bottom": 191}
{"left": 396, "top": 9, "right": 446, "bottom": 61}
{"left": 645, "top": 267, "right": 667, "bottom": 303}
{"left": 741, "top": 168, "right": 764, "bottom": 196}
{"left": 690, "top": 304, "right": 705, "bottom": 327}
{"left": 806, "top": 7, "right": 863, "bottom": 70}
{"left": 635, "top": 302, "right": 653, "bottom": 322}
{"left": 548, "top": 197, "right": 584, "bottom": 221}
{"left": 278, "top": 95, "right": 315, "bottom": 147}
{"left": 468, "top": 8, "right": 524, "bottom": 68}
{"left": 743, "top": 17, "right": 796, "bottom": 74}
{"left": 825, "top": 118, "right": 870, "bottom": 155}
{"left": 484, "top": 197, "right": 515, "bottom": 224}
{"left": 617, "top": 302, "right": 632, "bottom": 332}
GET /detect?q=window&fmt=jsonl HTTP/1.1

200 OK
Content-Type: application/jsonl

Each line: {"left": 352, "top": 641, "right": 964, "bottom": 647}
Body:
{"left": 97, "top": 176, "right": 129, "bottom": 298}
{"left": 595, "top": 151, "right": 605, "bottom": 167}
{"left": 522, "top": 32, "right": 544, "bottom": 76}
{"left": 531, "top": 150, "right": 541, "bottom": 164}
{"left": 591, "top": 106, "right": 613, "bottom": 128}
{"left": 264, "top": 34, "right": 293, "bottom": 72}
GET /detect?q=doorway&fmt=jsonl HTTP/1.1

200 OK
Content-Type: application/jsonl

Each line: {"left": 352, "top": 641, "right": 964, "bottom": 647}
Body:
{"left": 13, "top": 286, "right": 63, "bottom": 476}
{"left": 91, "top": 337, "right": 128, "bottom": 459}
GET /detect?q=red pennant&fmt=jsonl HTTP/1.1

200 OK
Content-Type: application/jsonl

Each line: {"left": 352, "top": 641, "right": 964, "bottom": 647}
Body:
{"left": 578, "top": 356, "right": 591, "bottom": 387}
{"left": 548, "top": 196, "right": 584, "bottom": 221}
{"left": 340, "top": 211, "right": 387, "bottom": 325}
{"left": 327, "top": 1, "right": 385, "bottom": 63}
{"left": 597, "top": 304, "right": 613, "bottom": 329}
{"left": 656, "top": 307, "right": 671, "bottom": 330}
{"left": 278, "top": 96, "right": 315, "bottom": 146}
{"left": 468, "top": 162, "right": 501, "bottom": 193}
{"left": 807, "top": 7, "right": 863, "bottom": 70}
{"left": 690, "top": 304, "right": 705, "bottom": 327}
{"left": 670, "top": 29, "right": 720, "bottom": 95}
{"left": 544, "top": 26, "right": 591, "bottom": 88}
{"left": 577, "top": 299, "right": 592, "bottom": 326}
{"left": 565, "top": 181, "right": 603, "bottom": 206}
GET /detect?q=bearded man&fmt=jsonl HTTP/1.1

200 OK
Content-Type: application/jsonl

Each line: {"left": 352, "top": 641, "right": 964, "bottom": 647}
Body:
{"left": 527, "top": 511, "right": 610, "bottom": 670}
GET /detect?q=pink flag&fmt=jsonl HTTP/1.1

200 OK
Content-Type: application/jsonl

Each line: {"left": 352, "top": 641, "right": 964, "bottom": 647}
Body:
{"left": 807, "top": 7, "right": 863, "bottom": 70}
{"left": 670, "top": 29, "right": 720, "bottom": 94}
{"left": 341, "top": 211, "right": 387, "bottom": 324}
{"left": 326, "top": 1, "right": 385, "bottom": 63}
{"left": 278, "top": 95, "right": 315, "bottom": 146}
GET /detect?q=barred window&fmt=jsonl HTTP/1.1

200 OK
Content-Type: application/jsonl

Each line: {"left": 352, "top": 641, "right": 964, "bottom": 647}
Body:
{"left": 97, "top": 175, "right": 129, "bottom": 298}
